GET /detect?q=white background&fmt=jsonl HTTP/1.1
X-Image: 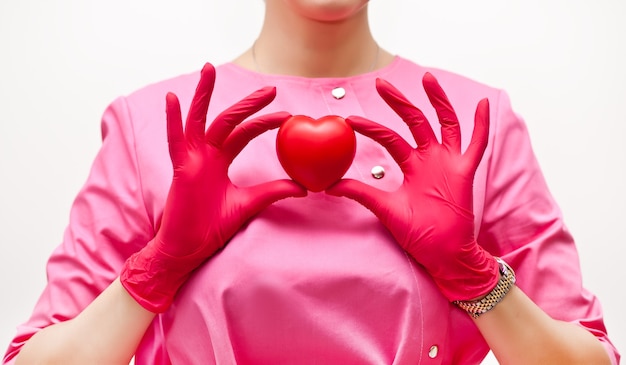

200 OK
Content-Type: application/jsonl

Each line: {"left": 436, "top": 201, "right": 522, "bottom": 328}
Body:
{"left": 0, "top": 1, "right": 624, "bottom": 363}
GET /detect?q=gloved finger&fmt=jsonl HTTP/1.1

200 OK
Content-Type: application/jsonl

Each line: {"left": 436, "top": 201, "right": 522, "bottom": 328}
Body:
{"left": 185, "top": 63, "right": 216, "bottom": 147}
{"left": 422, "top": 72, "right": 461, "bottom": 153}
{"left": 345, "top": 116, "right": 414, "bottom": 172}
{"left": 222, "top": 112, "right": 292, "bottom": 163}
{"left": 326, "top": 178, "right": 391, "bottom": 218}
{"left": 241, "top": 179, "right": 308, "bottom": 216}
{"left": 375, "top": 78, "right": 437, "bottom": 150}
{"left": 165, "top": 92, "right": 186, "bottom": 168}
{"left": 464, "top": 98, "right": 490, "bottom": 170}
{"left": 206, "top": 86, "right": 277, "bottom": 147}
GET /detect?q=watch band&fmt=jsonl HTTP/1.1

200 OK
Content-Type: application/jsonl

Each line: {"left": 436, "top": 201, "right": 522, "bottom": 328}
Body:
{"left": 454, "top": 257, "right": 516, "bottom": 319}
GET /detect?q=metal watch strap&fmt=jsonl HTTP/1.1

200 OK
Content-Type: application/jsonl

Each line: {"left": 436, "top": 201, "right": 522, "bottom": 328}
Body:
{"left": 454, "top": 257, "right": 516, "bottom": 319}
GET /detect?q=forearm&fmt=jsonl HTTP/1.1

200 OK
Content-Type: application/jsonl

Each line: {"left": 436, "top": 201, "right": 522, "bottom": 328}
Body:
{"left": 15, "top": 278, "right": 155, "bottom": 365}
{"left": 474, "top": 285, "right": 611, "bottom": 365}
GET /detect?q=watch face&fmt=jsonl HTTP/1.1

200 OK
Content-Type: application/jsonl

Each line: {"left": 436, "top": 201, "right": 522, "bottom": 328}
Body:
{"left": 495, "top": 257, "right": 507, "bottom": 274}
{"left": 496, "top": 258, "right": 516, "bottom": 285}
{"left": 500, "top": 260, "right": 508, "bottom": 275}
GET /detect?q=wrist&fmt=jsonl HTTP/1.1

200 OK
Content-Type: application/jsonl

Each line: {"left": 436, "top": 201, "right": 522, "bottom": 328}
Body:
{"left": 425, "top": 242, "right": 500, "bottom": 302}
{"left": 120, "top": 242, "right": 196, "bottom": 313}
{"left": 453, "top": 257, "right": 516, "bottom": 319}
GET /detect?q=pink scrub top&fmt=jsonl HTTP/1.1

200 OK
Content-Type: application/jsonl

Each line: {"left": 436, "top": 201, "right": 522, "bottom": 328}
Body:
{"left": 3, "top": 57, "right": 620, "bottom": 364}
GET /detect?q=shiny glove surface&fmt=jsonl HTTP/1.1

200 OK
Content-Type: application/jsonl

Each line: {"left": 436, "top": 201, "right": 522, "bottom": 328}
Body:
{"left": 327, "top": 73, "right": 498, "bottom": 302}
{"left": 121, "top": 63, "right": 306, "bottom": 313}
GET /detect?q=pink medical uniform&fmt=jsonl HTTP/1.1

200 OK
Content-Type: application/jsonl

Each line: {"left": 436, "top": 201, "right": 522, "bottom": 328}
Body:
{"left": 3, "top": 57, "right": 620, "bottom": 364}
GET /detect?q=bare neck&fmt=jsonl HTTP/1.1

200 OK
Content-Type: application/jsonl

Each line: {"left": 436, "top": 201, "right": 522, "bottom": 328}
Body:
{"left": 233, "top": 3, "right": 394, "bottom": 78}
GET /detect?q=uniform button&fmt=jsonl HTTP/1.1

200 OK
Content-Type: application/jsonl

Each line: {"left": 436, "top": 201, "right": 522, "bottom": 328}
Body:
{"left": 331, "top": 87, "right": 346, "bottom": 99}
{"left": 371, "top": 165, "right": 385, "bottom": 179}
{"left": 428, "top": 345, "right": 439, "bottom": 359}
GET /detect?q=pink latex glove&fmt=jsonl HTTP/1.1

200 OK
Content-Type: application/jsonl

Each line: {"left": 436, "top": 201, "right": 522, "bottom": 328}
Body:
{"left": 327, "top": 73, "right": 499, "bottom": 302}
{"left": 121, "top": 63, "right": 306, "bottom": 313}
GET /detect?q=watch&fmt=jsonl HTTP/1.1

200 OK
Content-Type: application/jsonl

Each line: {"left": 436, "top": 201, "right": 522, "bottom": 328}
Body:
{"left": 454, "top": 257, "right": 516, "bottom": 319}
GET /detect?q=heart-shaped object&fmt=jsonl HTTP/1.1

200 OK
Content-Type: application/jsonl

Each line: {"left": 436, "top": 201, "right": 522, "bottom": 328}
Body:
{"left": 276, "top": 115, "right": 356, "bottom": 192}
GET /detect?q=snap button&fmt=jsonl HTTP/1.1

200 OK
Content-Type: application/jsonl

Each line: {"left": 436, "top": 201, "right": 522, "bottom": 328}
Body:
{"left": 428, "top": 345, "right": 439, "bottom": 358}
{"left": 331, "top": 87, "right": 346, "bottom": 99}
{"left": 371, "top": 165, "right": 385, "bottom": 179}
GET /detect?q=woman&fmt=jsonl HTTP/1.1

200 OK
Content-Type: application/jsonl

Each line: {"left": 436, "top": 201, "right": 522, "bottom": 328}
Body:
{"left": 4, "top": 1, "right": 619, "bottom": 364}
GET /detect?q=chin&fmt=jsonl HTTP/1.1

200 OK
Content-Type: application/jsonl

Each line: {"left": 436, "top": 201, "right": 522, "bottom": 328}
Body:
{"left": 283, "top": 0, "right": 369, "bottom": 22}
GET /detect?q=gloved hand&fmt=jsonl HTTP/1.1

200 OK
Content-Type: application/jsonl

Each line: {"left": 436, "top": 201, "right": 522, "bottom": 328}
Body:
{"left": 121, "top": 63, "right": 307, "bottom": 313}
{"left": 327, "top": 73, "right": 499, "bottom": 302}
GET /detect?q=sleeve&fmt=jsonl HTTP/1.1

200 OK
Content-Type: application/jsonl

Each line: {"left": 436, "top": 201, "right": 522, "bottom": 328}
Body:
{"left": 2, "top": 97, "right": 156, "bottom": 364}
{"left": 477, "top": 90, "right": 621, "bottom": 364}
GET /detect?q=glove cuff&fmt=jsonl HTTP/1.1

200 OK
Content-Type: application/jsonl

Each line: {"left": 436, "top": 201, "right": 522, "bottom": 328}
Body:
{"left": 120, "top": 242, "right": 195, "bottom": 313}
{"left": 430, "top": 246, "right": 500, "bottom": 302}
{"left": 454, "top": 257, "right": 516, "bottom": 318}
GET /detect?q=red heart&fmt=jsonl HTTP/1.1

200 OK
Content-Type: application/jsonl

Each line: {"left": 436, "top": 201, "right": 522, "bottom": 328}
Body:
{"left": 276, "top": 115, "right": 356, "bottom": 192}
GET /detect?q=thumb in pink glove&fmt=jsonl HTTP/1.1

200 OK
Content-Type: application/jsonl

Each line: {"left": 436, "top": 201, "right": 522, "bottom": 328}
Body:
{"left": 121, "top": 63, "right": 307, "bottom": 313}
{"left": 327, "top": 73, "right": 498, "bottom": 302}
